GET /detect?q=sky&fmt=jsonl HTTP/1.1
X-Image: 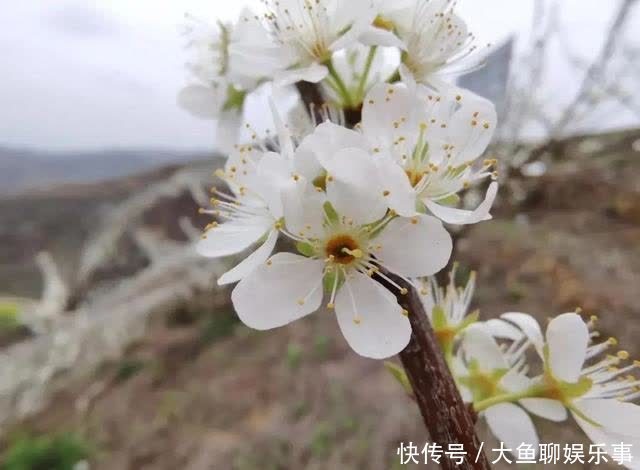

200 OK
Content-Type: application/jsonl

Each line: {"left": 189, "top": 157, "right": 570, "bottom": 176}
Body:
{"left": 0, "top": 0, "right": 637, "bottom": 152}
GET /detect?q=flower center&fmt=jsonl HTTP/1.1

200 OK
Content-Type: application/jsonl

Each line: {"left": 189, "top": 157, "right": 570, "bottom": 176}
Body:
{"left": 405, "top": 168, "right": 426, "bottom": 187}
{"left": 324, "top": 234, "right": 361, "bottom": 265}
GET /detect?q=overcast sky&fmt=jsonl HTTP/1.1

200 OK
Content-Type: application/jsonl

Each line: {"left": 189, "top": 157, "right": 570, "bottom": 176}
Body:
{"left": 1, "top": 0, "right": 637, "bottom": 152}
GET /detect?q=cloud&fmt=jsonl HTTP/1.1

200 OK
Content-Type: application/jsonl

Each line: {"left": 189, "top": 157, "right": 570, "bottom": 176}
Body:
{"left": 44, "top": 2, "right": 120, "bottom": 37}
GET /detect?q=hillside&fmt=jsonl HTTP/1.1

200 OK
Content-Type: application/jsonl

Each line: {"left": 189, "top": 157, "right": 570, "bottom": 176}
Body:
{"left": 1, "top": 129, "right": 639, "bottom": 469}
{"left": 0, "top": 147, "right": 216, "bottom": 195}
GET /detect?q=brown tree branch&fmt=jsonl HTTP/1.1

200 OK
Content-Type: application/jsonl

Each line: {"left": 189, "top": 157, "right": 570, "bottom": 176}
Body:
{"left": 296, "top": 82, "right": 490, "bottom": 469}
{"left": 379, "top": 270, "right": 490, "bottom": 470}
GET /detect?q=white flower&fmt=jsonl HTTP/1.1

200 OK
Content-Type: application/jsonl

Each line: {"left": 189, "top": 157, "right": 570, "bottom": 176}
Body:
{"left": 458, "top": 321, "right": 540, "bottom": 453}
{"left": 378, "top": 0, "right": 484, "bottom": 89}
{"left": 359, "top": 82, "right": 498, "bottom": 224}
{"left": 196, "top": 139, "right": 294, "bottom": 286}
{"left": 178, "top": 9, "right": 285, "bottom": 151}
{"left": 230, "top": 170, "right": 452, "bottom": 359}
{"left": 242, "top": 0, "right": 402, "bottom": 87}
{"left": 415, "top": 264, "right": 478, "bottom": 353}
{"left": 532, "top": 313, "right": 640, "bottom": 467}
{"left": 324, "top": 44, "right": 400, "bottom": 106}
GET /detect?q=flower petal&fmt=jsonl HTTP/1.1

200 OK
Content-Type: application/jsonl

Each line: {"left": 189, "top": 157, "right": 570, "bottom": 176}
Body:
{"left": 462, "top": 323, "right": 507, "bottom": 370}
{"left": 574, "top": 398, "right": 640, "bottom": 439}
{"left": 303, "top": 122, "right": 368, "bottom": 171}
{"left": 197, "top": 222, "right": 270, "bottom": 258}
{"left": 359, "top": 27, "right": 406, "bottom": 49}
{"left": 485, "top": 403, "right": 539, "bottom": 452}
{"left": 361, "top": 83, "right": 415, "bottom": 149}
{"left": 274, "top": 63, "right": 328, "bottom": 86}
{"left": 177, "top": 84, "right": 222, "bottom": 119}
{"left": 501, "top": 312, "right": 544, "bottom": 354}
{"left": 572, "top": 401, "right": 640, "bottom": 468}
{"left": 425, "top": 182, "right": 498, "bottom": 225}
{"left": 484, "top": 319, "right": 524, "bottom": 342}
{"left": 255, "top": 151, "right": 292, "bottom": 219}
{"left": 375, "top": 214, "right": 452, "bottom": 277}
{"left": 520, "top": 398, "right": 568, "bottom": 422}
{"left": 282, "top": 179, "right": 326, "bottom": 239}
{"left": 376, "top": 157, "right": 417, "bottom": 216}
{"left": 231, "top": 253, "right": 325, "bottom": 330}
{"left": 217, "top": 229, "right": 279, "bottom": 286}
{"left": 546, "top": 312, "right": 589, "bottom": 383}
{"left": 447, "top": 91, "right": 497, "bottom": 166}
{"left": 325, "top": 148, "right": 388, "bottom": 225}
{"left": 334, "top": 271, "right": 410, "bottom": 359}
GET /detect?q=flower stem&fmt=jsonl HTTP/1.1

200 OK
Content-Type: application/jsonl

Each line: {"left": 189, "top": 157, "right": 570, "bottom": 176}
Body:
{"left": 473, "top": 388, "right": 541, "bottom": 413}
{"left": 356, "top": 46, "right": 378, "bottom": 103}
{"left": 326, "top": 59, "right": 353, "bottom": 108}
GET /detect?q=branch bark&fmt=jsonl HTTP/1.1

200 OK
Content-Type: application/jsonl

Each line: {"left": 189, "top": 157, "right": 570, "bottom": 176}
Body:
{"left": 379, "top": 270, "right": 490, "bottom": 470}
{"left": 296, "top": 83, "right": 490, "bottom": 469}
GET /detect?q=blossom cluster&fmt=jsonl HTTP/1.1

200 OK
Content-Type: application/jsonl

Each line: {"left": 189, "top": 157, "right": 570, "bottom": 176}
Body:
{"left": 179, "top": 1, "right": 640, "bottom": 465}
{"left": 182, "top": 0, "right": 498, "bottom": 359}
{"left": 420, "top": 268, "right": 640, "bottom": 466}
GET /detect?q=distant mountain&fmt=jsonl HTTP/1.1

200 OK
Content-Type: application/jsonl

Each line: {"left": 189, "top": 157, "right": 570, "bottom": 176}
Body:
{"left": 0, "top": 147, "right": 216, "bottom": 195}
{"left": 458, "top": 39, "right": 513, "bottom": 116}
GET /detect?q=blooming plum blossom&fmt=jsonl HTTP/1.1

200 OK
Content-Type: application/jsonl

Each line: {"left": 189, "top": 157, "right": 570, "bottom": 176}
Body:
{"left": 231, "top": 176, "right": 452, "bottom": 358}
{"left": 359, "top": 82, "right": 499, "bottom": 224}
{"left": 533, "top": 313, "right": 640, "bottom": 467}
{"left": 178, "top": 8, "right": 287, "bottom": 151}
{"left": 240, "top": 0, "right": 403, "bottom": 87}
{"left": 376, "top": 0, "right": 487, "bottom": 89}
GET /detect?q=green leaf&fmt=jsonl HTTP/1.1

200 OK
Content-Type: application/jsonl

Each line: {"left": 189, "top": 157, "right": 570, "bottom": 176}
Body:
{"left": 384, "top": 361, "right": 413, "bottom": 397}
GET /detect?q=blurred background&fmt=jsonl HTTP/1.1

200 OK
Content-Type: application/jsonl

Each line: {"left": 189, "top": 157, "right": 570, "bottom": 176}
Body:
{"left": 1, "top": 0, "right": 639, "bottom": 468}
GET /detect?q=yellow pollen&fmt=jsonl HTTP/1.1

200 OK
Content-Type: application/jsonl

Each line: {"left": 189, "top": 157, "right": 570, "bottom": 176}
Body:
{"left": 327, "top": 303, "right": 335, "bottom": 310}
{"left": 401, "top": 309, "right": 409, "bottom": 317}
{"left": 618, "top": 351, "right": 630, "bottom": 360}
{"left": 608, "top": 337, "right": 618, "bottom": 346}
{"left": 400, "top": 288, "right": 408, "bottom": 295}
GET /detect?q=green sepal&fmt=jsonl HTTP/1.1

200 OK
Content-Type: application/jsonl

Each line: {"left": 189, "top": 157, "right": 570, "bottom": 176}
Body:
{"left": 296, "top": 241, "right": 316, "bottom": 258}
{"left": 323, "top": 201, "right": 339, "bottom": 225}
{"left": 323, "top": 269, "right": 345, "bottom": 294}
{"left": 560, "top": 377, "right": 594, "bottom": 400}
{"left": 384, "top": 361, "right": 414, "bottom": 397}
{"left": 431, "top": 305, "right": 448, "bottom": 330}
{"left": 223, "top": 85, "right": 247, "bottom": 112}
{"left": 437, "top": 194, "right": 461, "bottom": 207}
{"left": 457, "top": 309, "right": 480, "bottom": 332}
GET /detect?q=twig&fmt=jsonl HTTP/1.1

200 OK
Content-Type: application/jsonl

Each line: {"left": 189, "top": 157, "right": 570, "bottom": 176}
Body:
{"left": 379, "top": 270, "right": 490, "bottom": 470}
